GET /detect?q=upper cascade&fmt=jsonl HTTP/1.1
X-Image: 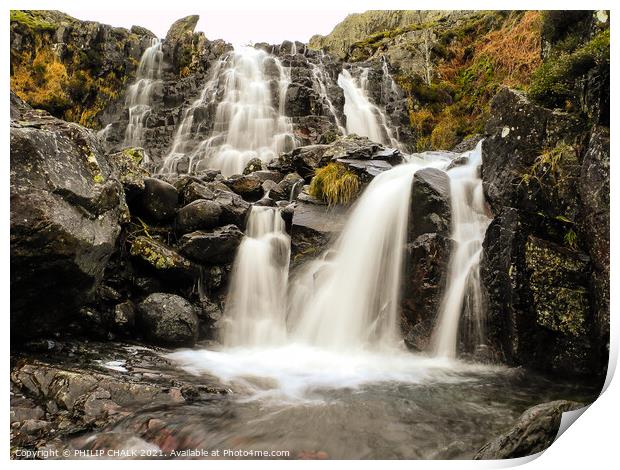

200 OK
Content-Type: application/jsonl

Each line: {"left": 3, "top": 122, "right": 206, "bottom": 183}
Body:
{"left": 124, "top": 38, "right": 163, "bottom": 149}
{"left": 161, "top": 46, "right": 297, "bottom": 177}
{"left": 337, "top": 66, "right": 402, "bottom": 149}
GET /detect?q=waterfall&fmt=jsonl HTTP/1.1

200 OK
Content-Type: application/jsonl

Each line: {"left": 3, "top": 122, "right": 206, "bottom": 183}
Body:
{"left": 288, "top": 155, "right": 448, "bottom": 351}
{"left": 310, "top": 62, "right": 346, "bottom": 135}
{"left": 337, "top": 68, "right": 401, "bottom": 149}
{"left": 221, "top": 206, "right": 291, "bottom": 347}
{"left": 160, "top": 46, "right": 296, "bottom": 176}
{"left": 124, "top": 38, "right": 163, "bottom": 148}
{"left": 431, "top": 142, "right": 491, "bottom": 358}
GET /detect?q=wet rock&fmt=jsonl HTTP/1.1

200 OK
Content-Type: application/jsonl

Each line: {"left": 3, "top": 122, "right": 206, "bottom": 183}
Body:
{"left": 108, "top": 147, "right": 150, "bottom": 194}
{"left": 252, "top": 170, "right": 284, "bottom": 184}
{"left": 290, "top": 202, "right": 346, "bottom": 267}
{"left": 475, "top": 400, "right": 583, "bottom": 459}
{"left": 482, "top": 88, "right": 584, "bottom": 214}
{"left": 138, "top": 293, "right": 199, "bottom": 347}
{"left": 182, "top": 181, "right": 216, "bottom": 204}
{"left": 269, "top": 172, "right": 305, "bottom": 202}
{"left": 285, "top": 84, "right": 318, "bottom": 116}
{"left": 242, "top": 157, "right": 265, "bottom": 174}
{"left": 113, "top": 301, "right": 136, "bottom": 332}
{"left": 224, "top": 174, "right": 263, "bottom": 199}
{"left": 10, "top": 105, "right": 123, "bottom": 339}
{"left": 175, "top": 199, "right": 222, "bottom": 232}
{"left": 281, "top": 144, "right": 331, "bottom": 180}
{"left": 135, "top": 177, "right": 179, "bottom": 222}
{"left": 401, "top": 233, "right": 451, "bottom": 351}
{"left": 178, "top": 225, "right": 244, "bottom": 264}
{"left": 130, "top": 236, "right": 199, "bottom": 281}
{"left": 408, "top": 167, "right": 451, "bottom": 239}
{"left": 451, "top": 134, "right": 482, "bottom": 153}
{"left": 578, "top": 126, "right": 610, "bottom": 362}
{"left": 214, "top": 190, "right": 251, "bottom": 228}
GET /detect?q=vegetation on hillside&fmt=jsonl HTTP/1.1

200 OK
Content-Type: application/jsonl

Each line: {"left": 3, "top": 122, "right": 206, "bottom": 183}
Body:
{"left": 10, "top": 10, "right": 139, "bottom": 128}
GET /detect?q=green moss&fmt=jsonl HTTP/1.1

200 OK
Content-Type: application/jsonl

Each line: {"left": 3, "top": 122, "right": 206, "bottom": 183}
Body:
{"left": 10, "top": 10, "right": 56, "bottom": 32}
{"left": 130, "top": 237, "right": 177, "bottom": 270}
{"left": 525, "top": 237, "right": 589, "bottom": 337}
{"left": 85, "top": 152, "right": 105, "bottom": 184}
{"left": 528, "top": 29, "right": 609, "bottom": 109}
{"left": 309, "top": 162, "right": 360, "bottom": 206}
{"left": 520, "top": 143, "right": 577, "bottom": 187}
{"left": 123, "top": 147, "right": 145, "bottom": 165}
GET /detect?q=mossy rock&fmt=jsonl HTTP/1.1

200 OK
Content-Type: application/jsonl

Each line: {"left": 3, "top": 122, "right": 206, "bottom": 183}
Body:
{"left": 525, "top": 236, "right": 590, "bottom": 337}
{"left": 130, "top": 236, "right": 198, "bottom": 280}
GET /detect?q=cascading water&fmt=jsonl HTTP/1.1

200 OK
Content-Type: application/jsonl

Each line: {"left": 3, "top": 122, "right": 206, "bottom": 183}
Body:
{"left": 431, "top": 142, "right": 491, "bottom": 358}
{"left": 124, "top": 38, "right": 163, "bottom": 148}
{"left": 168, "top": 151, "right": 492, "bottom": 400}
{"left": 337, "top": 68, "right": 401, "bottom": 148}
{"left": 160, "top": 46, "right": 296, "bottom": 176}
{"left": 310, "top": 61, "right": 346, "bottom": 135}
{"left": 222, "top": 206, "right": 291, "bottom": 348}
{"left": 288, "top": 155, "right": 449, "bottom": 351}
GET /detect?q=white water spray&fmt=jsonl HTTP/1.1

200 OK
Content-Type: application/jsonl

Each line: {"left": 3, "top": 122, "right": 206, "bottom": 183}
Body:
{"left": 124, "top": 38, "right": 163, "bottom": 147}
{"left": 310, "top": 62, "right": 346, "bottom": 135}
{"left": 431, "top": 142, "right": 491, "bottom": 358}
{"left": 161, "top": 46, "right": 296, "bottom": 176}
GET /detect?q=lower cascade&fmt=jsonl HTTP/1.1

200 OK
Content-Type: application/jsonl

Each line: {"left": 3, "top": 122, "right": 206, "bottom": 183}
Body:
{"left": 222, "top": 206, "right": 291, "bottom": 347}
{"left": 170, "top": 144, "right": 493, "bottom": 398}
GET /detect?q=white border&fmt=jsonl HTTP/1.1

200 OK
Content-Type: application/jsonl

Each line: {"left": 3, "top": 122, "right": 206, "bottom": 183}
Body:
{"left": 4, "top": 1, "right": 617, "bottom": 468}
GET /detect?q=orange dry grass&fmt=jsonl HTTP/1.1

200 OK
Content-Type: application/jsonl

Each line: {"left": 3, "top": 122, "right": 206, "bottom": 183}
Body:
{"left": 477, "top": 11, "right": 542, "bottom": 86}
{"left": 437, "top": 11, "right": 542, "bottom": 87}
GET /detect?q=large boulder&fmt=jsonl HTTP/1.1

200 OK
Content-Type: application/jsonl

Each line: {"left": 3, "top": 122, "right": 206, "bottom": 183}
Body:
{"left": 134, "top": 177, "right": 179, "bottom": 222}
{"left": 137, "top": 293, "right": 199, "bottom": 347}
{"left": 224, "top": 174, "right": 263, "bottom": 199}
{"left": 214, "top": 191, "right": 251, "bottom": 228}
{"left": 401, "top": 167, "right": 452, "bottom": 349}
{"left": 175, "top": 199, "right": 222, "bottom": 233}
{"left": 474, "top": 401, "right": 583, "bottom": 459}
{"left": 178, "top": 225, "right": 244, "bottom": 264}
{"left": 408, "top": 168, "right": 451, "bottom": 240}
{"left": 10, "top": 100, "right": 124, "bottom": 339}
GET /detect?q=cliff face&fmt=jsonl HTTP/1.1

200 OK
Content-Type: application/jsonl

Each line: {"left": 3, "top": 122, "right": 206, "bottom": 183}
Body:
{"left": 10, "top": 10, "right": 155, "bottom": 128}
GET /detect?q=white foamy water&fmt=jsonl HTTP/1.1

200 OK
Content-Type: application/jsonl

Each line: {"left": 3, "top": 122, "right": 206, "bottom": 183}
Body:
{"left": 221, "top": 206, "right": 291, "bottom": 347}
{"left": 168, "top": 345, "right": 494, "bottom": 402}
{"left": 431, "top": 142, "right": 491, "bottom": 358}
{"left": 161, "top": 46, "right": 296, "bottom": 176}
{"left": 337, "top": 68, "right": 400, "bottom": 149}
{"left": 310, "top": 61, "right": 346, "bottom": 135}
{"left": 124, "top": 38, "right": 163, "bottom": 148}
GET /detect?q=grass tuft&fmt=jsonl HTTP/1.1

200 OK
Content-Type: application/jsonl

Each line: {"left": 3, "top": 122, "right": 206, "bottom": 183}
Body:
{"left": 309, "top": 163, "right": 360, "bottom": 206}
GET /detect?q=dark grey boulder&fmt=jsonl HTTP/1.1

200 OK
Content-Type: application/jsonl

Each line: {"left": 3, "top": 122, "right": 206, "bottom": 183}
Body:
{"left": 475, "top": 400, "right": 584, "bottom": 459}
{"left": 10, "top": 102, "right": 124, "bottom": 339}
{"left": 242, "top": 157, "right": 265, "bottom": 175}
{"left": 137, "top": 293, "right": 199, "bottom": 347}
{"left": 129, "top": 236, "right": 199, "bottom": 281}
{"left": 214, "top": 191, "right": 251, "bottom": 228}
{"left": 176, "top": 199, "right": 222, "bottom": 233}
{"left": 137, "top": 177, "right": 179, "bottom": 222}
{"left": 178, "top": 225, "right": 244, "bottom": 264}
{"left": 182, "top": 181, "right": 216, "bottom": 204}
{"left": 409, "top": 167, "right": 451, "bottom": 239}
